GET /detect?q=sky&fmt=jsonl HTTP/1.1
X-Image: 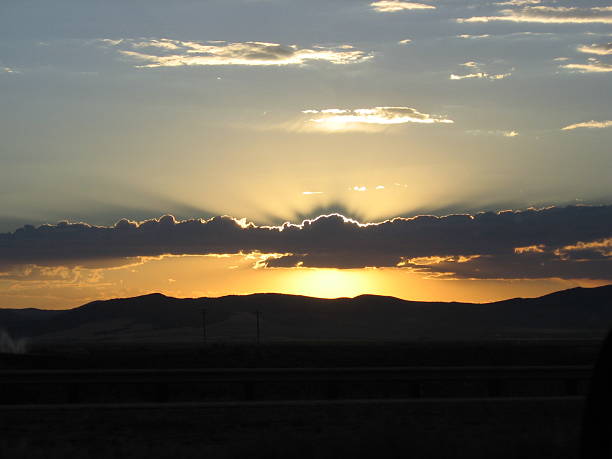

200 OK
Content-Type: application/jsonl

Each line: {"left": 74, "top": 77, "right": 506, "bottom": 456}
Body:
{"left": 0, "top": 0, "right": 611, "bottom": 308}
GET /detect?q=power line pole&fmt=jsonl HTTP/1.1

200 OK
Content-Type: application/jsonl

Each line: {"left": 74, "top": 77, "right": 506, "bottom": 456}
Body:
{"left": 202, "top": 309, "right": 207, "bottom": 345}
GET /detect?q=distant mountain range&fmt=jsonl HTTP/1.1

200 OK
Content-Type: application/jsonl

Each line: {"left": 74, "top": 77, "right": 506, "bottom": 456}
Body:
{"left": 1, "top": 285, "right": 612, "bottom": 343}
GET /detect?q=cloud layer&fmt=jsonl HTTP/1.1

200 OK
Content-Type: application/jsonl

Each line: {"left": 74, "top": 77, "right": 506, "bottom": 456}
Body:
{"left": 1, "top": 206, "right": 611, "bottom": 280}
{"left": 101, "top": 39, "right": 372, "bottom": 67}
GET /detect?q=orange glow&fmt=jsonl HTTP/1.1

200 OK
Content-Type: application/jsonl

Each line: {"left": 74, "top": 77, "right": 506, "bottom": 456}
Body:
{"left": 0, "top": 254, "right": 608, "bottom": 309}
{"left": 284, "top": 268, "right": 376, "bottom": 299}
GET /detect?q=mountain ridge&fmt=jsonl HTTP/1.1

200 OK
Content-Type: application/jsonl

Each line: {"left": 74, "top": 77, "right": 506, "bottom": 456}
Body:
{"left": 1, "top": 285, "right": 611, "bottom": 343}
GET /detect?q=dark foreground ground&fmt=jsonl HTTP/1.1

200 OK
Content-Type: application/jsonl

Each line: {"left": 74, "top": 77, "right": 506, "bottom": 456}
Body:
{"left": 1, "top": 398, "right": 583, "bottom": 459}
{"left": 0, "top": 340, "right": 603, "bottom": 459}
{"left": 1, "top": 339, "right": 603, "bottom": 369}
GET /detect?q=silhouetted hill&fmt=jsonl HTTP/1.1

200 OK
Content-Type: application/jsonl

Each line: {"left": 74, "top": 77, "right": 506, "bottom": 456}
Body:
{"left": 0, "top": 308, "right": 62, "bottom": 332}
{"left": 1, "top": 285, "right": 611, "bottom": 343}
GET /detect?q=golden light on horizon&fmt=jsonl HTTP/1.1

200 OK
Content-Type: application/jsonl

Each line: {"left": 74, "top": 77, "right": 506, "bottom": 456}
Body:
{"left": 284, "top": 268, "right": 376, "bottom": 299}
{"left": 1, "top": 253, "right": 605, "bottom": 309}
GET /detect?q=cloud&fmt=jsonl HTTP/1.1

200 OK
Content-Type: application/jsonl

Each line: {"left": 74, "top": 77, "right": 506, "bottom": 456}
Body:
{"left": 370, "top": 1, "right": 436, "bottom": 12}
{"left": 450, "top": 60, "right": 512, "bottom": 81}
{"left": 561, "top": 59, "right": 612, "bottom": 73}
{"left": 459, "top": 6, "right": 612, "bottom": 24}
{"left": 0, "top": 264, "right": 106, "bottom": 283}
{"left": 401, "top": 249, "right": 611, "bottom": 280}
{"left": 450, "top": 72, "right": 511, "bottom": 80}
{"left": 496, "top": 0, "right": 541, "bottom": 5}
{"left": 302, "top": 106, "right": 454, "bottom": 131}
{"left": 100, "top": 38, "right": 372, "bottom": 67}
{"left": 456, "top": 32, "right": 554, "bottom": 40}
{"left": 561, "top": 120, "right": 612, "bottom": 130}
{"left": 466, "top": 129, "right": 519, "bottom": 137}
{"left": 555, "top": 238, "right": 612, "bottom": 259}
{"left": 457, "top": 34, "right": 491, "bottom": 39}
{"left": 577, "top": 43, "right": 612, "bottom": 56}
{"left": 514, "top": 244, "right": 545, "bottom": 254}
{"left": 1, "top": 206, "right": 611, "bottom": 280}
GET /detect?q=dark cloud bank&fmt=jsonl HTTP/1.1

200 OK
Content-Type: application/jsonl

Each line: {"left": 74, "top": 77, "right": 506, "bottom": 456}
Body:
{"left": 1, "top": 206, "right": 611, "bottom": 280}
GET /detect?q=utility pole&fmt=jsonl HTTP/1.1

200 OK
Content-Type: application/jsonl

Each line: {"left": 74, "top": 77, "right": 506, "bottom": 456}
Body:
{"left": 202, "top": 309, "right": 207, "bottom": 345}
{"left": 256, "top": 310, "right": 261, "bottom": 345}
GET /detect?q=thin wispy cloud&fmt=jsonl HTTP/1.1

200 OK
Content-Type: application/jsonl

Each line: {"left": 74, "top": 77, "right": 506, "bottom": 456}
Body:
{"left": 562, "top": 120, "right": 612, "bottom": 130}
{"left": 459, "top": 6, "right": 612, "bottom": 24}
{"left": 457, "top": 34, "right": 491, "bottom": 39}
{"left": 450, "top": 72, "right": 511, "bottom": 80}
{"left": 561, "top": 59, "right": 612, "bottom": 73}
{"left": 451, "top": 60, "right": 512, "bottom": 81}
{"left": 495, "top": 0, "right": 541, "bottom": 5}
{"left": 457, "top": 32, "right": 556, "bottom": 40}
{"left": 555, "top": 238, "right": 612, "bottom": 259}
{"left": 514, "top": 244, "right": 545, "bottom": 254}
{"left": 301, "top": 107, "right": 453, "bottom": 131}
{"left": 101, "top": 39, "right": 372, "bottom": 67}
{"left": 577, "top": 43, "right": 612, "bottom": 56}
{"left": 466, "top": 129, "right": 519, "bottom": 137}
{"left": 370, "top": 1, "right": 436, "bottom": 12}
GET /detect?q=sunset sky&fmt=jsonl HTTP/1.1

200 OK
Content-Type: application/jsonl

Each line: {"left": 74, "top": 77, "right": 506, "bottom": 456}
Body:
{"left": 1, "top": 0, "right": 611, "bottom": 308}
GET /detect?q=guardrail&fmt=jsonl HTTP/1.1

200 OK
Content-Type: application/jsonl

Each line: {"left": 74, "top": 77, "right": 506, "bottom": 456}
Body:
{"left": 0, "top": 365, "right": 593, "bottom": 404}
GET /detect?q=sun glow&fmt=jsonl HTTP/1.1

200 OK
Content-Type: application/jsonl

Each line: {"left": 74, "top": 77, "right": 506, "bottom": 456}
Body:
{"left": 2, "top": 253, "right": 602, "bottom": 309}
{"left": 285, "top": 268, "right": 376, "bottom": 299}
